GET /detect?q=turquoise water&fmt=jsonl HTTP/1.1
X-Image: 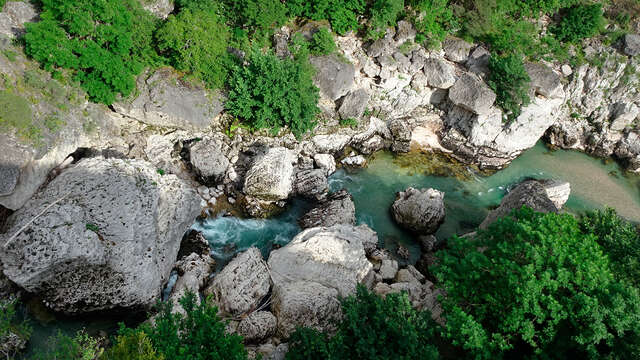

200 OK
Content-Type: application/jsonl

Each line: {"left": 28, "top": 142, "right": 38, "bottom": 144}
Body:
{"left": 21, "top": 142, "right": 640, "bottom": 354}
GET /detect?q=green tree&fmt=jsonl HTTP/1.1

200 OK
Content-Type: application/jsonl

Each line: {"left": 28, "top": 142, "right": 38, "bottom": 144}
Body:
{"left": 139, "top": 292, "right": 247, "bottom": 360}
{"left": 226, "top": 49, "right": 319, "bottom": 138}
{"left": 367, "top": 0, "right": 405, "bottom": 40}
{"left": 30, "top": 330, "right": 103, "bottom": 360}
{"left": 222, "top": 0, "right": 288, "bottom": 44}
{"left": 286, "top": 0, "right": 366, "bottom": 35}
{"left": 488, "top": 53, "right": 531, "bottom": 121}
{"left": 101, "top": 329, "right": 163, "bottom": 360}
{"left": 287, "top": 286, "right": 440, "bottom": 360}
{"left": 409, "top": 0, "right": 456, "bottom": 46}
{"left": 552, "top": 4, "right": 604, "bottom": 43}
{"left": 435, "top": 207, "right": 640, "bottom": 359}
{"left": 155, "top": 4, "right": 231, "bottom": 89}
{"left": 309, "top": 28, "right": 337, "bottom": 55}
{"left": 23, "top": 0, "right": 159, "bottom": 105}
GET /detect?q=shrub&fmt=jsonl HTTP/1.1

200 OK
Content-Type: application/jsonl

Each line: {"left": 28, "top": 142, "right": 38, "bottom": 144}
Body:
{"left": 367, "top": 0, "right": 405, "bottom": 40}
{"left": 309, "top": 28, "right": 337, "bottom": 55}
{"left": 0, "top": 299, "right": 32, "bottom": 359}
{"left": 487, "top": 53, "right": 531, "bottom": 121}
{"left": 286, "top": 0, "right": 366, "bottom": 35}
{"left": 23, "top": 0, "right": 159, "bottom": 105}
{"left": 287, "top": 286, "right": 440, "bottom": 360}
{"left": 408, "top": 0, "right": 456, "bottom": 46}
{"left": 155, "top": 4, "right": 231, "bottom": 89}
{"left": 580, "top": 208, "right": 640, "bottom": 287}
{"left": 339, "top": 117, "right": 358, "bottom": 128}
{"left": 31, "top": 330, "right": 103, "bottom": 360}
{"left": 101, "top": 329, "right": 163, "bottom": 360}
{"left": 552, "top": 4, "right": 604, "bottom": 43}
{"left": 435, "top": 207, "right": 640, "bottom": 359}
{"left": 226, "top": 49, "right": 319, "bottom": 138}
{"left": 138, "top": 292, "right": 247, "bottom": 360}
{"left": 222, "top": 0, "right": 288, "bottom": 43}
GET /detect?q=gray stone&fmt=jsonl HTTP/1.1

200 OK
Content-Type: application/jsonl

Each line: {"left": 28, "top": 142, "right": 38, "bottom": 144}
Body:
{"left": 389, "top": 119, "right": 412, "bottom": 152}
{"left": 443, "top": 37, "right": 473, "bottom": 63}
{"left": 466, "top": 46, "right": 490, "bottom": 76}
{"left": 0, "top": 157, "right": 201, "bottom": 313}
{"left": 0, "top": 1, "right": 38, "bottom": 38}
{"left": 480, "top": 179, "right": 563, "bottom": 229}
{"left": 540, "top": 179, "right": 571, "bottom": 210}
{"left": 419, "top": 234, "right": 438, "bottom": 252}
{"left": 268, "top": 225, "right": 374, "bottom": 297}
{"left": 113, "top": 68, "right": 223, "bottom": 130}
{"left": 243, "top": 147, "right": 295, "bottom": 201}
{"left": 406, "top": 265, "right": 425, "bottom": 283}
{"left": 338, "top": 89, "right": 370, "bottom": 120}
{"left": 205, "top": 248, "right": 271, "bottom": 315}
{"left": 393, "top": 51, "right": 412, "bottom": 73}
{"left": 237, "top": 311, "right": 277, "bottom": 342}
{"left": 355, "top": 135, "right": 386, "bottom": 155}
{"left": 623, "top": 34, "right": 640, "bottom": 56}
{"left": 341, "top": 154, "right": 366, "bottom": 167}
{"left": 140, "top": 0, "right": 173, "bottom": 19}
{"left": 423, "top": 58, "right": 456, "bottom": 89}
{"left": 274, "top": 27, "right": 291, "bottom": 59}
{"left": 395, "top": 269, "right": 419, "bottom": 284}
{"left": 294, "top": 169, "right": 328, "bottom": 200}
{"left": 525, "top": 62, "right": 562, "bottom": 98}
{"left": 169, "top": 253, "right": 215, "bottom": 315}
{"left": 299, "top": 189, "right": 356, "bottom": 229}
{"left": 269, "top": 343, "right": 289, "bottom": 360}
{"left": 448, "top": 73, "right": 497, "bottom": 115}
{"left": 391, "top": 187, "right": 445, "bottom": 234}
{"left": 365, "top": 30, "right": 396, "bottom": 58}
{"left": 272, "top": 281, "right": 341, "bottom": 338}
{"left": 615, "top": 132, "right": 640, "bottom": 172}
{"left": 0, "top": 137, "right": 30, "bottom": 196}
{"left": 189, "top": 138, "right": 230, "bottom": 184}
{"left": 310, "top": 55, "right": 356, "bottom": 100}
{"left": 394, "top": 20, "right": 416, "bottom": 43}
{"left": 609, "top": 102, "right": 639, "bottom": 131}
{"left": 313, "top": 153, "right": 336, "bottom": 176}
{"left": 312, "top": 134, "right": 352, "bottom": 154}
{"left": 379, "top": 259, "right": 398, "bottom": 280}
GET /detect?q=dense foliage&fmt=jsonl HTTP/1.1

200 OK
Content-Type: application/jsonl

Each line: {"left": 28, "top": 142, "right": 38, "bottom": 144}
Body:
{"left": 367, "top": 0, "right": 405, "bottom": 39}
{"left": 102, "top": 330, "right": 163, "bottom": 360}
{"left": 221, "top": 0, "right": 288, "bottom": 44}
{"left": 435, "top": 207, "right": 640, "bottom": 359}
{"left": 0, "top": 299, "right": 32, "bottom": 359}
{"left": 24, "top": 0, "right": 158, "bottom": 104}
{"left": 155, "top": 3, "right": 230, "bottom": 89}
{"left": 286, "top": 286, "right": 440, "bottom": 360}
{"left": 286, "top": 0, "right": 367, "bottom": 35}
{"left": 580, "top": 208, "right": 640, "bottom": 287}
{"left": 552, "top": 4, "right": 605, "bottom": 42}
{"left": 30, "top": 331, "right": 103, "bottom": 360}
{"left": 487, "top": 53, "right": 531, "bottom": 121}
{"left": 226, "top": 49, "right": 319, "bottom": 138}
{"left": 309, "top": 28, "right": 338, "bottom": 55}
{"left": 408, "top": 0, "right": 456, "bottom": 46}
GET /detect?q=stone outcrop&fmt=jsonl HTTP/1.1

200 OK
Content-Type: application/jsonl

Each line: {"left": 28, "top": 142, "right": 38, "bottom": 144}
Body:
{"left": 391, "top": 187, "right": 445, "bottom": 234}
{"left": 310, "top": 55, "right": 355, "bottom": 100}
{"left": 189, "top": 137, "right": 230, "bottom": 184}
{"left": 480, "top": 179, "right": 570, "bottom": 228}
{"left": 205, "top": 247, "right": 271, "bottom": 315}
{"left": 623, "top": 34, "right": 640, "bottom": 56}
{"left": 313, "top": 154, "right": 336, "bottom": 176}
{"left": 113, "top": 68, "right": 223, "bottom": 130}
{"left": 448, "top": 73, "right": 496, "bottom": 115}
{"left": 293, "top": 169, "right": 328, "bottom": 200}
{"left": 237, "top": 311, "right": 278, "bottom": 343}
{"left": 169, "top": 253, "right": 215, "bottom": 315}
{"left": 298, "top": 189, "right": 356, "bottom": 229}
{"left": 423, "top": 58, "right": 456, "bottom": 89}
{"left": 0, "top": 157, "right": 201, "bottom": 313}
{"left": 243, "top": 147, "right": 295, "bottom": 201}
{"left": 443, "top": 37, "right": 473, "bottom": 63}
{"left": 338, "top": 88, "right": 370, "bottom": 120}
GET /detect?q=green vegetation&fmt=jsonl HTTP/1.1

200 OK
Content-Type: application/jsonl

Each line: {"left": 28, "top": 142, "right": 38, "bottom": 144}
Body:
{"left": 367, "top": 0, "right": 405, "bottom": 40}
{"left": 435, "top": 207, "right": 640, "bottom": 359}
{"left": 0, "top": 90, "right": 39, "bottom": 143}
{"left": 30, "top": 331, "right": 103, "bottom": 360}
{"left": 408, "top": 0, "right": 456, "bottom": 47}
{"left": 339, "top": 117, "right": 359, "bottom": 128}
{"left": 309, "top": 28, "right": 337, "bottom": 56}
{"left": 286, "top": 286, "right": 440, "bottom": 360}
{"left": 102, "top": 330, "right": 163, "bottom": 360}
{"left": 487, "top": 53, "right": 531, "bottom": 121}
{"left": 226, "top": 49, "right": 319, "bottom": 138}
{"left": 155, "top": 3, "right": 230, "bottom": 89}
{"left": 23, "top": 0, "right": 159, "bottom": 104}
{"left": 552, "top": 4, "right": 605, "bottom": 43}
{"left": 1, "top": 299, "right": 32, "bottom": 359}
{"left": 286, "top": 0, "right": 367, "bottom": 35}
{"left": 85, "top": 223, "right": 99, "bottom": 232}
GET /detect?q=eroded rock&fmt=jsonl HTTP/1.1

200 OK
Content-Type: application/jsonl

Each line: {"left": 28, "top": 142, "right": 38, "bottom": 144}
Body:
{"left": 391, "top": 187, "right": 445, "bottom": 234}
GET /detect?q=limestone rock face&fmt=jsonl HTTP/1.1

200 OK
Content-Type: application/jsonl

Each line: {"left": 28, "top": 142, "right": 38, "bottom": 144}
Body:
{"left": 272, "top": 281, "right": 341, "bottom": 338}
{"left": 243, "top": 147, "right": 295, "bottom": 201}
{"left": 480, "top": 179, "right": 569, "bottom": 228}
{"left": 0, "top": 1, "right": 38, "bottom": 38}
{"left": 525, "top": 62, "right": 563, "bottom": 98}
{"left": 169, "top": 253, "right": 215, "bottom": 315}
{"left": 293, "top": 169, "right": 328, "bottom": 200}
{"left": 0, "top": 137, "right": 30, "bottom": 197}
{"left": 623, "top": 34, "right": 640, "bottom": 56}
{"left": 189, "top": 138, "right": 230, "bottom": 184}
{"left": 313, "top": 154, "right": 336, "bottom": 176}
{"left": 443, "top": 37, "right": 473, "bottom": 63}
{"left": 237, "top": 311, "right": 277, "bottom": 343}
{"left": 448, "top": 73, "right": 496, "bottom": 115}
{"left": 113, "top": 68, "right": 223, "bottom": 130}
{"left": 338, "top": 88, "right": 370, "bottom": 120}
{"left": 391, "top": 187, "right": 445, "bottom": 234}
{"left": 423, "top": 58, "right": 456, "bottom": 89}
{"left": 204, "top": 247, "right": 271, "bottom": 315}
{"left": 298, "top": 189, "right": 356, "bottom": 229}
{"left": 312, "top": 134, "right": 352, "bottom": 154}
{"left": 310, "top": 55, "right": 356, "bottom": 100}
{"left": 615, "top": 132, "right": 640, "bottom": 172}
{"left": 267, "top": 225, "right": 374, "bottom": 297}
{"left": 0, "top": 157, "right": 201, "bottom": 313}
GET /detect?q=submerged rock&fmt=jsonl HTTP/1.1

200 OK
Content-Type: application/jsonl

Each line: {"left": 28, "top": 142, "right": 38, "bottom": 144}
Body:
{"left": 0, "top": 157, "right": 201, "bottom": 313}
{"left": 480, "top": 179, "right": 570, "bottom": 228}
{"left": 391, "top": 187, "right": 445, "bottom": 234}
{"left": 205, "top": 247, "right": 271, "bottom": 315}
{"left": 298, "top": 189, "right": 356, "bottom": 229}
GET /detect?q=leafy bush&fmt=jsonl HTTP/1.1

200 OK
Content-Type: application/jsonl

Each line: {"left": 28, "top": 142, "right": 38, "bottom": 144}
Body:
{"left": 31, "top": 331, "right": 103, "bottom": 360}
{"left": 487, "top": 53, "right": 531, "bottom": 121}
{"left": 101, "top": 329, "right": 163, "bottom": 360}
{"left": 1, "top": 299, "right": 32, "bottom": 359}
{"left": 339, "top": 117, "right": 358, "bottom": 128}
{"left": 580, "top": 208, "right": 640, "bottom": 287}
{"left": 435, "top": 207, "right": 640, "bottom": 359}
{"left": 222, "top": 0, "right": 288, "bottom": 43}
{"left": 309, "top": 28, "right": 337, "bottom": 55}
{"left": 226, "top": 49, "right": 319, "bottom": 138}
{"left": 408, "top": 0, "right": 456, "bottom": 46}
{"left": 137, "top": 292, "right": 247, "bottom": 360}
{"left": 552, "top": 4, "right": 604, "bottom": 42}
{"left": 24, "top": 0, "right": 159, "bottom": 104}
{"left": 155, "top": 4, "right": 231, "bottom": 89}
{"left": 287, "top": 286, "right": 440, "bottom": 360}
{"left": 286, "top": 0, "right": 367, "bottom": 35}
{"left": 367, "top": 0, "right": 405, "bottom": 40}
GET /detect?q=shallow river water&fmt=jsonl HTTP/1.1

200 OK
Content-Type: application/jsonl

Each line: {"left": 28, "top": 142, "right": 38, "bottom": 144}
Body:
{"left": 23, "top": 142, "right": 640, "bottom": 355}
